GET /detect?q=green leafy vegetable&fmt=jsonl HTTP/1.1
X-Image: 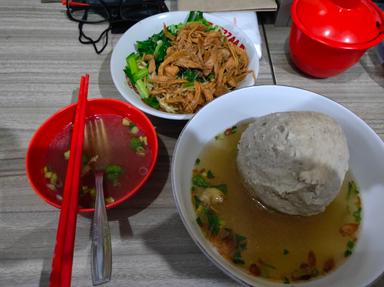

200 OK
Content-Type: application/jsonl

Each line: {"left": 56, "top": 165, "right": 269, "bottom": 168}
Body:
{"left": 123, "top": 11, "right": 218, "bottom": 111}
{"left": 132, "top": 67, "right": 148, "bottom": 83}
{"left": 124, "top": 53, "right": 150, "bottom": 99}
{"left": 181, "top": 69, "right": 200, "bottom": 82}
{"left": 136, "top": 30, "right": 171, "bottom": 64}
{"left": 125, "top": 53, "right": 139, "bottom": 78}
{"left": 185, "top": 11, "right": 217, "bottom": 31}
{"left": 167, "top": 23, "right": 185, "bottom": 35}
{"left": 135, "top": 79, "right": 150, "bottom": 99}
{"left": 186, "top": 11, "right": 209, "bottom": 26}
{"left": 143, "top": 96, "right": 160, "bottom": 109}
{"left": 181, "top": 69, "right": 211, "bottom": 84}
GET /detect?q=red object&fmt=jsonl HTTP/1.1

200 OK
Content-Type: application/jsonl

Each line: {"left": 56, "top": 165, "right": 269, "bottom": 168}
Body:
{"left": 61, "top": 0, "right": 90, "bottom": 7}
{"left": 289, "top": 0, "right": 384, "bottom": 78}
{"left": 48, "top": 74, "right": 89, "bottom": 287}
{"left": 26, "top": 98, "right": 158, "bottom": 213}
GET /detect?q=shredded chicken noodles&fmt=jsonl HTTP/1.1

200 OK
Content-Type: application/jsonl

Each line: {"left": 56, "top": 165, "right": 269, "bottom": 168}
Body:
{"left": 124, "top": 12, "right": 254, "bottom": 114}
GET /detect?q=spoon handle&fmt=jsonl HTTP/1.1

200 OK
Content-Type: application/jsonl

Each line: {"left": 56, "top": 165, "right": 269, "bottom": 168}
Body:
{"left": 91, "top": 171, "right": 112, "bottom": 286}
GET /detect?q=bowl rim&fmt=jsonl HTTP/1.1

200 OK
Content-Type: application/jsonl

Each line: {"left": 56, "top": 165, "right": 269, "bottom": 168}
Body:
{"left": 171, "top": 84, "right": 384, "bottom": 287}
{"left": 110, "top": 10, "right": 260, "bottom": 120}
{"left": 25, "top": 98, "right": 158, "bottom": 213}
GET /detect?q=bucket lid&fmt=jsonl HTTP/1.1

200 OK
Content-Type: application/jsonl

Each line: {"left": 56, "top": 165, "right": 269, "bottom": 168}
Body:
{"left": 291, "top": 0, "right": 384, "bottom": 49}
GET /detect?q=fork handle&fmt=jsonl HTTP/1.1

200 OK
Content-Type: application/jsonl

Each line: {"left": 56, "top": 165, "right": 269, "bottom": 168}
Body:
{"left": 91, "top": 172, "right": 112, "bottom": 286}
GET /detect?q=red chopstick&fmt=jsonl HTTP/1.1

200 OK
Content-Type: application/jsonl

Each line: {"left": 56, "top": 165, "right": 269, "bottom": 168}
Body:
{"left": 49, "top": 74, "right": 89, "bottom": 287}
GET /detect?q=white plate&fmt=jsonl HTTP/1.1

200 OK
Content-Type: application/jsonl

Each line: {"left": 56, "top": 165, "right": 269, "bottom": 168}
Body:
{"left": 111, "top": 11, "right": 260, "bottom": 120}
{"left": 171, "top": 85, "right": 384, "bottom": 286}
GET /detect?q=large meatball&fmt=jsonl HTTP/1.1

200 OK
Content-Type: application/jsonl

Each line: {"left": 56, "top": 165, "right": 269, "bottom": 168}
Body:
{"left": 236, "top": 112, "right": 349, "bottom": 216}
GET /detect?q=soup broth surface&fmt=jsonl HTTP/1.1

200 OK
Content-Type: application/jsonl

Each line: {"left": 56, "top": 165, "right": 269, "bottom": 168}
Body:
{"left": 44, "top": 114, "right": 152, "bottom": 208}
{"left": 191, "top": 123, "right": 362, "bottom": 283}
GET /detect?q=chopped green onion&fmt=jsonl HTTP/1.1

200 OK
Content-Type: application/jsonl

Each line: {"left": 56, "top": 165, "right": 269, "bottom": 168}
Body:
{"left": 130, "top": 137, "right": 142, "bottom": 150}
{"left": 50, "top": 173, "right": 58, "bottom": 185}
{"left": 105, "top": 165, "right": 123, "bottom": 186}
{"left": 44, "top": 171, "right": 52, "bottom": 179}
{"left": 347, "top": 181, "right": 359, "bottom": 200}
{"left": 205, "top": 207, "right": 221, "bottom": 235}
{"left": 192, "top": 174, "right": 209, "bottom": 188}
{"left": 130, "top": 125, "right": 139, "bottom": 134}
{"left": 344, "top": 240, "right": 355, "bottom": 257}
{"left": 207, "top": 170, "right": 214, "bottom": 178}
{"left": 353, "top": 207, "right": 362, "bottom": 223}
{"left": 122, "top": 117, "right": 131, "bottom": 126}
{"left": 193, "top": 195, "right": 202, "bottom": 209}
{"left": 139, "top": 136, "right": 148, "bottom": 145}
{"left": 64, "top": 150, "right": 70, "bottom": 160}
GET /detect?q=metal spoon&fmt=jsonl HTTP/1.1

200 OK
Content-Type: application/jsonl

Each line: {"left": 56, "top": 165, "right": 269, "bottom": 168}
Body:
{"left": 87, "top": 118, "right": 112, "bottom": 285}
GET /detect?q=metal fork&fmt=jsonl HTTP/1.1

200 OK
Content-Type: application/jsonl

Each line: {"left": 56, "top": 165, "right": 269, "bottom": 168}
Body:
{"left": 86, "top": 118, "right": 112, "bottom": 285}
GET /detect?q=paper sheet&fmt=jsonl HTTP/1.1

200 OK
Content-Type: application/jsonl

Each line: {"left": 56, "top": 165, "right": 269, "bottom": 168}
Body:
{"left": 177, "top": 0, "right": 277, "bottom": 12}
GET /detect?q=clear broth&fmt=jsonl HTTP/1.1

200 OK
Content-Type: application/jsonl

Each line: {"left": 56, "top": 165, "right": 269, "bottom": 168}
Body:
{"left": 191, "top": 123, "right": 362, "bottom": 283}
{"left": 45, "top": 114, "right": 152, "bottom": 208}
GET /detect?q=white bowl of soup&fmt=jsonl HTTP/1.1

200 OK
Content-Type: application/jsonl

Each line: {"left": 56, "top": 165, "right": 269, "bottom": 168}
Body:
{"left": 171, "top": 85, "right": 384, "bottom": 286}
{"left": 111, "top": 11, "right": 259, "bottom": 120}
{"left": 26, "top": 98, "right": 158, "bottom": 212}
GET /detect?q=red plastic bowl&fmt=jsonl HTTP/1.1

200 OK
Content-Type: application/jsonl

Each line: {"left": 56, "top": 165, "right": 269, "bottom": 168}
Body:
{"left": 289, "top": 0, "right": 384, "bottom": 78}
{"left": 26, "top": 98, "right": 158, "bottom": 213}
{"left": 289, "top": 22, "right": 367, "bottom": 78}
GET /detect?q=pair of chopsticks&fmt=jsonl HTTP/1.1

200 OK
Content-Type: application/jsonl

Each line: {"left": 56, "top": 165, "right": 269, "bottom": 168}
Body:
{"left": 49, "top": 74, "right": 89, "bottom": 287}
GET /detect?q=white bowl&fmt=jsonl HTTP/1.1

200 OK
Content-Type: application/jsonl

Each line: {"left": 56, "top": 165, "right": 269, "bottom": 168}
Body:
{"left": 111, "top": 11, "right": 260, "bottom": 120}
{"left": 171, "top": 85, "right": 384, "bottom": 286}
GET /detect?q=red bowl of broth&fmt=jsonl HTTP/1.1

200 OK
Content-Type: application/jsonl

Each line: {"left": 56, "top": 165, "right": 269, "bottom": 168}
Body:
{"left": 26, "top": 98, "right": 158, "bottom": 212}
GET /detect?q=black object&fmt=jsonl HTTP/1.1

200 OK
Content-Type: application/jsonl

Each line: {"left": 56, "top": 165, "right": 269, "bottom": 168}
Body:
{"left": 65, "top": 0, "right": 169, "bottom": 54}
